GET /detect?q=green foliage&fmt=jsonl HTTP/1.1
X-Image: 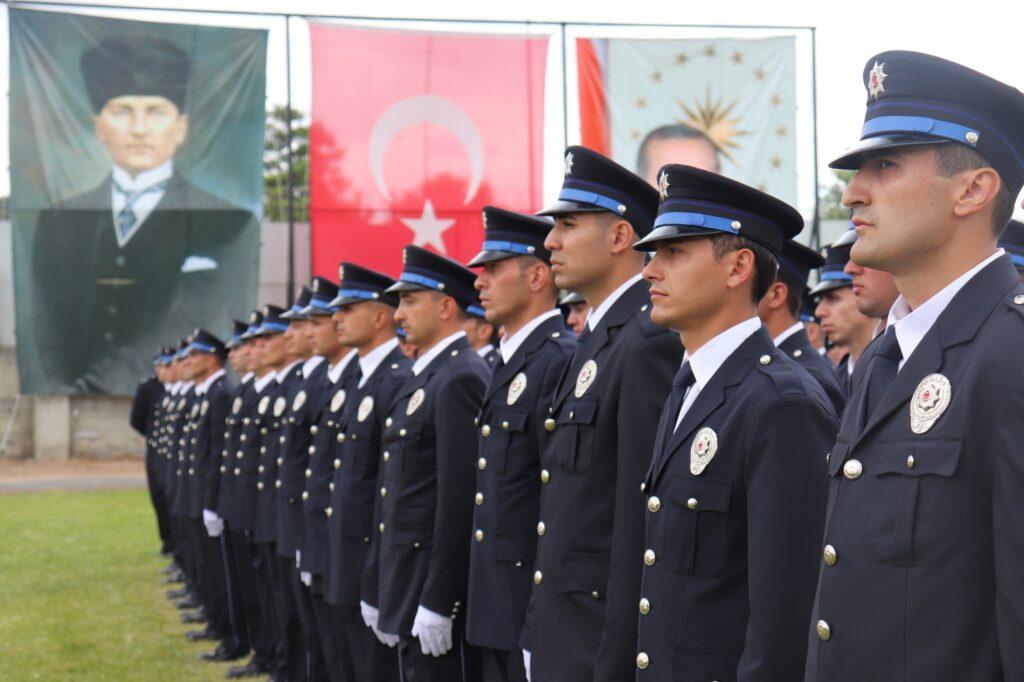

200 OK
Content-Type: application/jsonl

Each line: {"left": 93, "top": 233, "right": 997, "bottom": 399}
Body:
{"left": 819, "top": 169, "right": 855, "bottom": 220}
{"left": 264, "top": 104, "right": 309, "bottom": 223}
{"left": 0, "top": 490, "right": 240, "bottom": 681}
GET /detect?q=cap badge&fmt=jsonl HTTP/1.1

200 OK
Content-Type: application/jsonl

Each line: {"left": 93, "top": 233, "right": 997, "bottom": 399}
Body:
{"left": 258, "top": 396, "right": 270, "bottom": 415}
{"left": 358, "top": 396, "right": 375, "bottom": 422}
{"left": 507, "top": 372, "right": 528, "bottom": 405}
{"left": 273, "top": 396, "right": 287, "bottom": 418}
{"left": 482, "top": 210, "right": 488, "bottom": 228}
{"left": 232, "top": 397, "right": 243, "bottom": 415}
{"left": 690, "top": 427, "right": 719, "bottom": 475}
{"left": 910, "top": 373, "right": 951, "bottom": 434}
{"left": 331, "top": 389, "right": 347, "bottom": 413}
{"left": 575, "top": 360, "right": 598, "bottom": 398}
{"left": 407, "top": 388, "right": 426, "bottom": 416}
{"left": 564, "top": 151, "right": 575, "bottom": 176}
{"left": 658, "top": 170, "right": 670, "bottom": 200}
{"left": 313, "top": 279, "right": 320, "bottom": 292}
{"left": 292, "top": 390, "right": 307, "bottom": 413}
{"left": 868, "top": 61, "right": 887, "bottom": 100}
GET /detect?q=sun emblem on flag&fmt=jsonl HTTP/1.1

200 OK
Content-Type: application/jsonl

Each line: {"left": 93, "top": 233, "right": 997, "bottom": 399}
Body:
{"left": 868, "top": 61, "right": 887, "bottom": 100}
{"left": 677, "top": 86, "right": 748, "bottom": 164}
{"left": 564, "top": 151, "right": 575, "bottom": 176}
{"left": 658, "top": 170, "right": 671, "bottom": 200}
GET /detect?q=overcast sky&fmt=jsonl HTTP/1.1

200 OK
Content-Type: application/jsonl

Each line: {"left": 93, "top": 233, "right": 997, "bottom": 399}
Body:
{"left": 1, "top": 0, "right": 1021, "bottom": 220}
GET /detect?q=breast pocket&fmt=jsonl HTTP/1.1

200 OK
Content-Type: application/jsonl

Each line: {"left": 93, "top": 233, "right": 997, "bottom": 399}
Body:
{"left": 662, "top": 476, "right": 732, "bottom": 577}
{"left": 554, "top": 399, "right": 598, "bottom": 474}
{"left": 484, "top": 407, "right": 528, "bottom": 473}
{"left": 393, "top": 420, "right": 431, "bottom": 481}
{"left": 344, "top": 421, "right": 377, "bottom": 476}
{"left": 863, "top": 437, "right": 962, "bottom": 567}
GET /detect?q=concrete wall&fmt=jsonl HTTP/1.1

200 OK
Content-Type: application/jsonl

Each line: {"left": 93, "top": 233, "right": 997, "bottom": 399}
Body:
{"left": 0, "top": 221, "right": 310, "bottom": 460}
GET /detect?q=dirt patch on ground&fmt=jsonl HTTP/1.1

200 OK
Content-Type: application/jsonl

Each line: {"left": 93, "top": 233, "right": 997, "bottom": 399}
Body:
{"left": 0, "top": 456, "right": 144, "bottom": 481}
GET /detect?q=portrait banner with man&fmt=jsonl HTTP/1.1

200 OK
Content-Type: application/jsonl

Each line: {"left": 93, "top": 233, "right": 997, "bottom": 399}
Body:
{"left": 577, "top": 36, "right": 797, "bottom": 204}
{"left": 9, "top": 9, "right": 266, "bottom": 395}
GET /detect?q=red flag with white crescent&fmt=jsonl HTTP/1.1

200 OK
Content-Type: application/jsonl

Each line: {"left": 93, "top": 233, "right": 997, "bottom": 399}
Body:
{"left": 309, "top": 24, "right": 548, "bottom": 278}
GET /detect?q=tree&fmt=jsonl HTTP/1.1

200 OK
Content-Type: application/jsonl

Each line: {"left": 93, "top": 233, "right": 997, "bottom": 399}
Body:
{"left": 264, "top": 104, "right": 309, "bottom": 222}
{"left": 818, "top": 169, "right": 855, "bottom": 220}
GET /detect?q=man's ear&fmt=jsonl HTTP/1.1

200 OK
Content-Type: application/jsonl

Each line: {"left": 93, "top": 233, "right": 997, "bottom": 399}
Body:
{"left": 951, "top": 166, "right": 1001, "bottom": 221}
{"left": 607, "top": 219, "right": 638, "bottom": 255}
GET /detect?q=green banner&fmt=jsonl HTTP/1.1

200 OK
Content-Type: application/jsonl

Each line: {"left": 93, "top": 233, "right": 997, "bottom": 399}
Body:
{"left": 9, "top": 9, "right": 266, "bottom": 395}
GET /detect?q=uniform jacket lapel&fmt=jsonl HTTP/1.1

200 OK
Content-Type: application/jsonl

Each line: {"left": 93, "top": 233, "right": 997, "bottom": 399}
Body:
{"left": 388, "top": 336, "right": 470, "bottom": 411}
{"left": 484, "top": 316, "right": 565, "bottom": 403}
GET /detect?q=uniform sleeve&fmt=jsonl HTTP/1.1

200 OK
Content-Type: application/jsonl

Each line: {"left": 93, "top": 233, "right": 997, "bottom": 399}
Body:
{"left": 738, "top": 396, "right": 835, "bottom": 682}
{"left": 419, "top": 366, "right": 486, "bottom": 616}
{"left": 993, "top": 367, "right": 1024, "bottom": 677}
{"left": 593, "top": 330, "right": 682, "bottom": 682}
{"left": 204, "top": 388, "right": 230, "bottom": 511}
{"left": 130, "top": 381, "right": 150, "bottom": 435}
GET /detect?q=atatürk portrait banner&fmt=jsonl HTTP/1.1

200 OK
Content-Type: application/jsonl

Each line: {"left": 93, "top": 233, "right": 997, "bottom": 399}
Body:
{"left": 9, "top": 9, "right": 266, "bottom": 395}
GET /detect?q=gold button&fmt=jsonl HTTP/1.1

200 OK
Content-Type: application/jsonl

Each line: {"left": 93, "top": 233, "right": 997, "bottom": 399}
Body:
{"left": 686, "top": 498, "right": 698, "bottom": 510}
{"left": 305, "top": 468, "right": 312, "bottom": 478}
{"left": 302, "top": 491, "right": 309, "bottom": 501}
{"left": 258, "top": 465, "right": 265, "bottom": 474}
{"left": 310, "top": 425, "right": 318, "bottom": 435}
{"left": 188, "top": 468, "right": 194, "bottom": 475}
{"left": 478, "top": 457, "right": 487, "bottom": 471}
{"left": 220, "top": 465, "right": 227, "bottom": 474}
{"left": 380, "top": 487, "right": 387, "bottom": 498}
{"left": 233, "top": 467, "right": 240, "bottom": 476}
{"left": 636, "top": 652, "right": 650, "bottom": 670}
{"left": 544, "top": 418, "right": 556, "bottom": 432}
{"left": 279, "top": 436, "right": 285, "bottom": 444}
{"left": 275, "top": 480, "right": 282, "bottom": 489}
{"left": 639, "top": 598, "right": 650, "bottom": 615}
{"left": 644, "top": 549, "right": 656, "bottom": 566}
{"left": 843, "top": 459, "right": 863, "bottom": 480}
{"left": 640, "top": 482, "right": 646, "bottom": 493}
{"left": 502, "top": 421, "right": 510, "bottom": 430}
{"left": 759, "top": 354, "right": 771, "bottom": 365}
{"left": 379, "top": 523, "right": 385, "bottom": 533}
{"left": 240, "top": 435, "right": 247, "bottom": 442}
{"left": 823, "top": 545, "right": 837, "bottom": 566}
{"left": 308, "top": 445, "right": 316, "bottom": 455}
{"left": 537, "top": 522, "right": 546, "bottom": 536}
{"left": 533, "top": 570, "right": 543, "bottom": 585}
{"left": 386, "top": 417, "right": 393, "bottom": 428}
{"left": 966, "top": 130, "right": 980, "bottom": 145}
{"left": 334, "top": 459, "right": 341, "bottom": 469}
{"left": 329, "top": 482, "right": 335, "bottom": 493}
{"left": 325, "top": 507, "right": 333, "bottom": 518}
{"left": 540, "top": 469, "right": 550, "bottom": 484}
{"left": 383, "top": 451, "right": 391, "bottom": 463}
{"left": 482, "top": 425, "right": 491, "bottom": 437}
{"left": 475, "top": 493, "right": 484, "bottom": 506}
{"left": 1015, "top": 295, "right": 1024, "bottom": 305}
{"left": 591, "top": 591, "right": 600, "bottom": 599}
{"left": 647, "top": 496, "right": 661, "bottom": 513}
{"left": 277, "top": 457, "right": 284, "bottom": 466}
{"left": 257, "top": 482, "right": 264, "bottom": 490}
{"left": 816, "top": 620, "right": 831, "bottom": 641}
{"left": 906, "top": 455, "right": 915, "bottom": 469}
{"left": 475, "top": 529, "right": 484, "bottom": 542}
{"left": 399, "top": 428, "right": 407, "bottom": 438}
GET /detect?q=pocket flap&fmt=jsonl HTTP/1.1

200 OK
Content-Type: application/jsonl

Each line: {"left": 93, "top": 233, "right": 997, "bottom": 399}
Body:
{"left": 488, "top": 407, "right": 529, "bottom": 433}
{"left": 492, "top": 533, "right": 537, "bottom": 562}
{"left": 873, "top": 437, "right": 962, "bottom": 477}
{"left": 391, "top": 524, "right": 433, "bottom": 547}
{"left": 557, "top": 551, "right": 609, "bottom": 594}
{"left": 670, "top": 476, "right": 732, "bottom": 513}
{"left": 557, "top": 399, "right": 598, "bottom": 426}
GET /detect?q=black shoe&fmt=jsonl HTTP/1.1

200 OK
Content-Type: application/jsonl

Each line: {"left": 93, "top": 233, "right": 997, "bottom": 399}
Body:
{"left": 181, "top": 609, "right": 206, "bottom": 624}
{"left": 225, "top": 659, "right": 268, "bottom": 678}
{"left": 199, "top": 645, "right": 249, "bottom": 662}
{"left": 161, "top": 572, "right": 186, "bottom": 585}
{"left": 166, "top": 587, "right": 190, "bottom": 600}
{"left": 175, "top": 597, "right": 201, "bottom": 610}
{"left": 161, "top": 561, "right": 178, "bottom": 574}
{"left": 186, "top": 628, "right": 218, "bottom": 642}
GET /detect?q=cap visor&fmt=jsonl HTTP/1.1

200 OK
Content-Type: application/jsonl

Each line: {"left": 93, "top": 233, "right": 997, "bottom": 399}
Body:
{"left": 633, "top": 225, "right": 712, "bottom": 252}
{"left": 832, "top": 229, "right": 858, "bottom": 247}
{"left": 301, "top": 306, "right": 334, "bottom": 317}
{"left": 536, "top": 199, "right": 609, "bottom": 217}
{"left": 808, "top": 279, "right": 852, "bottom": 296}
{"left": 385, "top": 280, "right": 428, "bottom": 295}
{"left": 829, "top": 134, "right": 950, "bottom": 169}
{"left": 467, "top": 250, "right": 517, "bottom": 268}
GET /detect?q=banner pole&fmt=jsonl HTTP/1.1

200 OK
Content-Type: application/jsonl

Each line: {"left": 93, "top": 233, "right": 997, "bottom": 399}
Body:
{"left": 810, "top": 26, "right": 821, "bottom": 250}
{"left": 285, "top": 13, "right": 296, "bottom": 299}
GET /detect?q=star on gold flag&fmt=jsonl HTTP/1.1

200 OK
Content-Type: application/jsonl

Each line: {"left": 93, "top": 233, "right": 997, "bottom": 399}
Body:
{"left": 676, "top": 86, "right": 749, "bottom": 164}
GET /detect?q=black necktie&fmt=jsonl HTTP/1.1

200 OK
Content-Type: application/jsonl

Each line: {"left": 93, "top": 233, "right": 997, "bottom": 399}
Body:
{"left": 663, "top": 362, "right": 696, "bottom": 443}
{"left": 864, "top": 327, "right": 903, "bottom": 418}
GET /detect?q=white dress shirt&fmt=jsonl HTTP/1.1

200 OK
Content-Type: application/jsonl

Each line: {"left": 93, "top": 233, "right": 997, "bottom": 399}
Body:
{"left": 476, "top": 343, "right": 495, "bottom": 359}
{"left": 254, "top": 372, "right": 277, "bottom": 393}
{"left": 413, "top": 331, "right": 467, "bottom": 376}
{"left": 499, "top": 309, "right": 563, "bottom": 364}
{"left": 772, "top": 321, "right": 805, "bottom": 347}
{"left": 194, "top": 369, "right": 225, "bottom": 396}
{"left": 329, "top": 349, "right": 360, "bottom": 384}
{"left": 358, "top": 338, "right": 400, "bottom": 388}
{"left": 277, "top": 359, "right": 302, "bottom": 383}
{"left": 111, "top": 161, "right": 173, "bottom": 247}
{"left": 585, "top": 273, "right": 643, "bottom": 333}
{"left": 302, "top": 355, "right": 324, "bottom": 379}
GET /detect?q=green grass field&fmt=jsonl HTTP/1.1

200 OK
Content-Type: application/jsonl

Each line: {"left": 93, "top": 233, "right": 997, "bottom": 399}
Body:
{"left": 0, "top": 489, "right": 249, "bottom": 681}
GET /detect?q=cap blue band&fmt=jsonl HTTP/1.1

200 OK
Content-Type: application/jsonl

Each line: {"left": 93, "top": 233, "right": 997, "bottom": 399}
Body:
{"left": 1009, "top": 253, "right": 1024, "bottom": 267}
{"left": 188, "top": 342, "right": 218, "bottom": 354}
{"left": 400, "top": 272, "right": 446, "bottom": 291}
{"left": 259, "top": 322, "right": 289, "bottom": 333}
{"left": 820, "top": 271, "right": 853, "bottom": 282}
{"left": 481, "top": 240, "right": 537, "bottom": 256}
{"left": 289, "top": 304, "right": 304, "bottom": 314}
{"left": 309, "top": 297, "right": 336, "bottom": 311}
{"left": 862, "top": 115, "right": 979, "bottom": 147}
{"left": 338, "top": 288, "right": 380, "bottom": 301}
{"left": 558, "top": 187, "right": 627, "bottom": 215}
{"left": 467, "top": 305, "right": 486, "bottom": 317}
{"left": 800, "top": 313, "right": 814, "bottom": 322}
{"left": 654, "top": 211, "right": 740, "bottom": 234}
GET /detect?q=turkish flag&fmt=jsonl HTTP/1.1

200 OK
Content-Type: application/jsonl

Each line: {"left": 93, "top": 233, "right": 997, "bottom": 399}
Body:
{"left": 309, "top": 24, "right": 549, "bottom": 278}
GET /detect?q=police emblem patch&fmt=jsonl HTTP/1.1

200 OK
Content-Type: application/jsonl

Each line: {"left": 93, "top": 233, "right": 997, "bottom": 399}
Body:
{"left": 331, "top": 390, "right": 347, "bottom": 413}
{"left": 910, "top": 373, "right": 951, "bottom": 434}
{"left": 292, "top": 390, "right": 307, "bottom": 412}
{"left": 177, "top": 398, "right": 186, "bottom": 411}
{"left": 191, "top": 403, "right": 200, "bottom": 418}
{"left": 407, "top": 388, "right": 426, "bottom": 416}
{"left": 232, "top": 397, "right": 243, "bottom": 414}
{"left": 274, "top": 396, "right": 287, "bottom": 418}
{"left": 690, "top": 427, "right": 719, "bottom": 475}
{"left": 868, "top": 61, "right": 887, "bottom": 100}
{"left": 201, "top": 400, "right": 209, "bottom": 417}
{"left": 575, "top": 360, "right": 598, "bottom": 398}
{"left": 358, "top": 396, "right": 374, "bottom": 422}
{"left": 258, "top": 396, "right": 270, "bottom": 415}
{"left": 507, "top": 373, "right": 528, "bottom": 405}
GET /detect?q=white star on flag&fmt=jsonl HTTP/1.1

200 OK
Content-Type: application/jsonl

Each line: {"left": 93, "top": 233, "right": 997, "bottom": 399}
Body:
{"left": 401, "top": 199, "right": 455, "bottom": 254}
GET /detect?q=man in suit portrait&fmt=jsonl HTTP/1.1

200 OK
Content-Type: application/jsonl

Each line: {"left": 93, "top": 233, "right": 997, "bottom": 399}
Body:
{"left": 31, "top": 35, "right": 258, "bottom": 394}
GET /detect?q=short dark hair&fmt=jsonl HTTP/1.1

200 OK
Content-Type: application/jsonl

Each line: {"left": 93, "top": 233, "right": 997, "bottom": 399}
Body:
{"left": 636, "top": 123, "right": 720, "bottom": 178}
{"left": 710, "top": 234, "right": 778, "bottom": 305}
{"left": 782, "top": 280, "right": 802, "bottom": 318}
{"left": 933, "top": 143, "right": 1015, "bottom": 236}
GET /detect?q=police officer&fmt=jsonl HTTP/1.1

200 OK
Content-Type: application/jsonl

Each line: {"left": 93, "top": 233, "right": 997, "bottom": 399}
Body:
{"left": 132, "top": 347, "right": 173, "bottom": 555}
{"left": 805, "top": 51, "right": 1024, "bottom": 681}
{"left": 758, "top": 239, "right": 847, "bottom": 414}
{"left": 632, "top": 164, "right": 837, "bottom": 680}
{"left": 558, "top": 290, "right": 589, "bottom": 337}
{"left": 373, "top": 245, "right": 490, "bottom": 681}
{"left": 464, "top": 206, "right": 574, "bottom": 682}
{"left": 525, "top": 146, "right": 683, "bottom": 682}
{"left": 834, "top": 225, "right": 900, "bottom": 330}
{"left": 167, "top": 340, "right": 202, "bottom": 613}
{"left": 465, "top": 294, "right": 501, "bottom": 366}
{"left": 323, "top": 263, "right": 410, "bottom": 682}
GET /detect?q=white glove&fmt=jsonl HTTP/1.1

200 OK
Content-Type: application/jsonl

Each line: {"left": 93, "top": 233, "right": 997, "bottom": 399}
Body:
{"left": 523, "top": 650, "right": 531, "bottom": 682}
{"left": 300, "top": 571, "right": 312, "bottom": 587}
{"left": 295, "top": 549, "right": 301, "bottom": 569}
{"left": 202, "top": 509, "right": 224, "bottom": 538}
{"left": 410, "top": 605, "right": 452, "bottom": 657}
{"left": 360, "top": 601, "right": 399, "bottom": 648}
